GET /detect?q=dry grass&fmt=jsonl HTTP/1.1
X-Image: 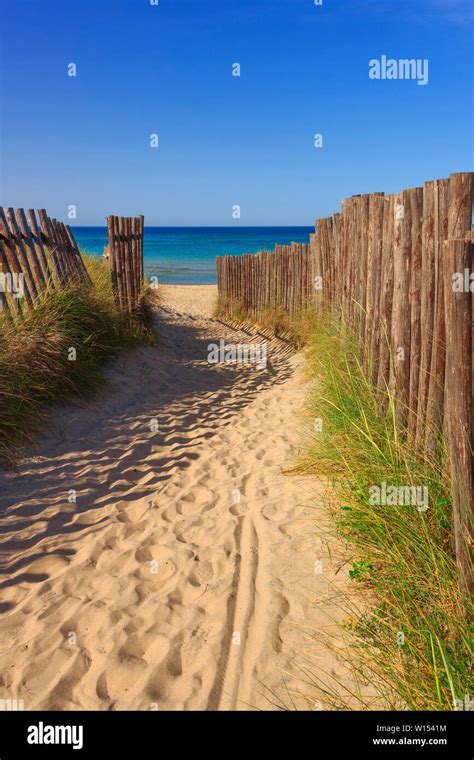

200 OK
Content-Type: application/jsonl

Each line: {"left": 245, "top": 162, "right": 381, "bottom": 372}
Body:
{"left": 0, "top": 256, "right": 158, "bottom": 463}
{"left": 214, "top": 298, "right": 316, "bottom": 349}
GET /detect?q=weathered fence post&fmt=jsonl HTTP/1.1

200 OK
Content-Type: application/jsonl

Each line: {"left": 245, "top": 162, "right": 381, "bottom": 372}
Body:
{"left": 443, "top": 238, "right": 473, "bottom": 593}
{"left": 106, "top": 215, "right": 144, "bottom": 312}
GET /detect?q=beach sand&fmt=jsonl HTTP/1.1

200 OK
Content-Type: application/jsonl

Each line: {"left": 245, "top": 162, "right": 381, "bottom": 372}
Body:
{"left": 0, "top": 285, "right": 356, "bottom": 710}
{"left": 160, "top": 283, "right": 218, "bottom": 318}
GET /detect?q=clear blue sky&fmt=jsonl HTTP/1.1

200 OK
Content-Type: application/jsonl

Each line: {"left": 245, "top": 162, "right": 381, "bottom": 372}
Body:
{"left": 0, "top": 0, "right": 472, "bottom": 225}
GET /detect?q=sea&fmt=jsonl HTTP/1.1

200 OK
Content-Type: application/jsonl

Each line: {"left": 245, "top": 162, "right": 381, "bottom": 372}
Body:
{"left": 72, "top": 226, "right": 313, "bottom": 286}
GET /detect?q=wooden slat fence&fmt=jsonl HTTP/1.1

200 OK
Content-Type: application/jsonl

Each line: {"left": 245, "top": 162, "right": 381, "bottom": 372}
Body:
{"left": 217, "top": 242, "right": 311, "bottom": 317}
{"left": 106, "top": 215, "right": 144, "bottom": 312}
{"left": 217, "top": 171, "right": 473, "bottom": 591}
{"left": 0, "top": 207, "right": 90, "bottom": 316}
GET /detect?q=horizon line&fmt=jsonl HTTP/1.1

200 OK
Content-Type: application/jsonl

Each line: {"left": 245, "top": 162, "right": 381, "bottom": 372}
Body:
{"left": 70, "top": 224, "right": 315, "bottom": 229}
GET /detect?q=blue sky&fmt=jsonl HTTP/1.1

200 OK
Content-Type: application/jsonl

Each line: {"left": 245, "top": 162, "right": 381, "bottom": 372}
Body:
{"left": 0, "top": 0, "right": 472, "bottom": 225}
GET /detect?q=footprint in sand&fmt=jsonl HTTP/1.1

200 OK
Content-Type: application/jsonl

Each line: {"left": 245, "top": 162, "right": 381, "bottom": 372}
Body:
{"left": 230, "top": 501, "right": 248, "bottom": 516}
{"left": 0, "top": 297, "right": 358, "bottom": 712}
{"left": 115, "top": 500, "right": 150, "bottom": 523}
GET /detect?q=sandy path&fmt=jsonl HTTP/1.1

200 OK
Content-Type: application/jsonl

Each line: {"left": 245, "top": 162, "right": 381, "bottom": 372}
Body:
{"left": 0, "top": 286, "right": 354, "bottom": 711}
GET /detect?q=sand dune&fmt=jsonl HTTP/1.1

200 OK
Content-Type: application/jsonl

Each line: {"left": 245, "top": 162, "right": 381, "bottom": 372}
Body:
{"left": 0, "top": 285, "right": 356, "bottom": 710}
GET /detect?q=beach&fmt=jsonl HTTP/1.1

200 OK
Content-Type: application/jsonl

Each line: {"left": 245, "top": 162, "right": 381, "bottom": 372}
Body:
{"left": 0, "top": 285, "right": 354, "bottom": 710}
{"left": 0, "top": 0, "right": 470, "bottom": 742}
{"left": 160, "top": 284, "right": 218, "bottom": 318}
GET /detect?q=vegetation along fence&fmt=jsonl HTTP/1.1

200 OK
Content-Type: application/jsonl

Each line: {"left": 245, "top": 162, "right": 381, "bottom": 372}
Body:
{"left": 106, "top": 215, "right": 144, "bottom": 312}
{"left": 217, "top": 172, "right": 473, "bottom": 591}
{"left": 0, "top": 207, "right": 90, "bottom": 316}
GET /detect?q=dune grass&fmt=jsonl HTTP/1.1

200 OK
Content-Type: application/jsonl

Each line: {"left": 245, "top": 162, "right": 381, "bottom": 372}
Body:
{"left": 0, "top": 255, "right": 158, "bottom": 463}
{"left": 297, "top": 313, "right": 472, "bottom": 710}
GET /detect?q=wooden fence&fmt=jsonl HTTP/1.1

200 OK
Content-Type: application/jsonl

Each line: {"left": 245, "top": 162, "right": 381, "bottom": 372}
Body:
{"left": 217, "top": 242, "right": 311, "bottom": 316}
{"left": 217, "top": 171, "right": 473, "bottom": 591}
{"left": 106, "top": 215, "right": 144, "bottom": 312}
{"left": 0, "top": 209, "right": 145, "bottom": 317}
{"left": 0, "top": 207, "right": 90, "bottom": 316}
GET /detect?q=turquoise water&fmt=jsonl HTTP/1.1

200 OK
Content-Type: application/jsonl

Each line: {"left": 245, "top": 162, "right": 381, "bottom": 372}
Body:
{"left": 72, "top": 226, "right": 313, "bottom": 285}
